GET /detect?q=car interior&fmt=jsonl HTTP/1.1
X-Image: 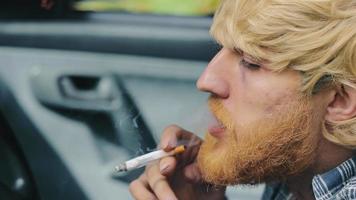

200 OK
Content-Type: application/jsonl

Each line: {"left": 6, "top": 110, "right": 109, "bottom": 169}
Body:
{"left": 0, "top": 0, "right": 264, "bottom": 199}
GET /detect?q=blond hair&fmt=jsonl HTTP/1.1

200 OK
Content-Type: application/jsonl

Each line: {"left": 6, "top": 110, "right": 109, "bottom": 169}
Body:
{"left": 211, "top": 0, "right": 356, "bottom": 148}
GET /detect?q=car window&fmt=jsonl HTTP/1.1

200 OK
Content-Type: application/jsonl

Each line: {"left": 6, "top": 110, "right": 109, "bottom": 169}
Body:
{"left": 74, "top": 0, "right": 219, "bottom": 16}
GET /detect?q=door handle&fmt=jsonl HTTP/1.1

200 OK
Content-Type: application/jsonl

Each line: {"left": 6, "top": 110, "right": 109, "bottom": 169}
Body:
{"left": 59, "top": 75, "right": 116, "bottom": 102}
{"left": 31, "top": 71, "right": 121, "bottom": 112}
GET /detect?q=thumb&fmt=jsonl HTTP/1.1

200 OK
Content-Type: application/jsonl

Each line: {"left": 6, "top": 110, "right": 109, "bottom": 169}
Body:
{"left": 183, "top": 162, "right": 202, "bottom": 183}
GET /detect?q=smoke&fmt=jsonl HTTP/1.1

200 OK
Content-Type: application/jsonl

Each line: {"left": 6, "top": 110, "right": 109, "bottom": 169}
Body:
{"left": 176, "top": 102, "right": 214, "bottom": 138}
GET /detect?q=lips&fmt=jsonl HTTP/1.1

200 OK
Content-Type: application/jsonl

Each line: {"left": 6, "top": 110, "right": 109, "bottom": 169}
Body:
{"left": 208, "top": 115, "right": 226, "bottom": 138}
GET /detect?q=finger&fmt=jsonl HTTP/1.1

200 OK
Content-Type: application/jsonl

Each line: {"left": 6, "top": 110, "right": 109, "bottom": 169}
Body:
{"left": 147, "top": 163, "right": 177, "bottom": 200}
{"left": 160, "top": 125, "right": 200, "bottom": 150}
{"left": 129, "top": 177, "right": 158, "bottom": 200}
{"left": 160, "top": 125, "right": 182, "bottom": 150}
{"left": 179, "top": 136, "right": 202, "bottom": 164}
{"left": 159, "top": 156, "right": 177, "bottom": 176}
{"left": 183, "top": 162, "right": 202, "bottom": 183}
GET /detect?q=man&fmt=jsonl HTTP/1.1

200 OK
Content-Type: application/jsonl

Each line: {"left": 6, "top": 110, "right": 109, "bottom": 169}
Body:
{"left": 129, "top": 0, "right": 356, "bottom": 199}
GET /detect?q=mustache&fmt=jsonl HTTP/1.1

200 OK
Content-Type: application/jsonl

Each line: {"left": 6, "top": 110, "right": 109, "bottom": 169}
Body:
{"left": 208, "top": 96, "right": 235, "bottom": 131}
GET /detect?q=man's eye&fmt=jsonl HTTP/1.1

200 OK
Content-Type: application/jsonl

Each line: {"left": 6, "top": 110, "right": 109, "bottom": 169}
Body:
{"left": 240, "top": 58, "right": 261, "bottom": 70}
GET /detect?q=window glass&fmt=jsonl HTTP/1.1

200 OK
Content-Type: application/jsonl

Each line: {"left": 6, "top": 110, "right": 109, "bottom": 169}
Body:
{"left": 74, "top": 0, "right": 219, "bottom": 16}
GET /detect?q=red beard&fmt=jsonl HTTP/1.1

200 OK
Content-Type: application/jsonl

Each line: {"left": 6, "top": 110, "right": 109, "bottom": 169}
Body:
{"left": 197, "top": 96, "right": 319, "bottom": 186}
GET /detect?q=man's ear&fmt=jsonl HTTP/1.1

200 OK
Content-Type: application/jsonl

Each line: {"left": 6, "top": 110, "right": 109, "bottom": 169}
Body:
{"left": 326, "top": 85, "right": 356, "bottom": 122}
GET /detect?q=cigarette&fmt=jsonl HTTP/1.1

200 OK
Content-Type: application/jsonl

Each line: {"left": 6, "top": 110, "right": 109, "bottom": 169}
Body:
{"left": 114, "top": 145, "right": 185, "bottom": 172}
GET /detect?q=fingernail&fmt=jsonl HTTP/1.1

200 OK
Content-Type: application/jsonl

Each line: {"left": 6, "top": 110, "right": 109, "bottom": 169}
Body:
{"left": 168, "top": 139, "right": 177, "bottom": 148}
{"left": 161, "top": 141, "right": 169, "bottom": 149}
{"left": 160, "top": 163, "right": 170, "bottom": 173}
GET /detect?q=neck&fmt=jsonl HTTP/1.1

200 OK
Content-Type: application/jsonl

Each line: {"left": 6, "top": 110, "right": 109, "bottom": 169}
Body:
{"left": 285, "top": 172, "right": 315, "bottom": 200}
{"left": 285, "top": 138, "right": 354, "bottom": 200}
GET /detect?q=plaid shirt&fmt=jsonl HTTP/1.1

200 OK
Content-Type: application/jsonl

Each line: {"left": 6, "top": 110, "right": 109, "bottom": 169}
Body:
{"left": 261, "top": 156, "right": 356, "bottom": 200}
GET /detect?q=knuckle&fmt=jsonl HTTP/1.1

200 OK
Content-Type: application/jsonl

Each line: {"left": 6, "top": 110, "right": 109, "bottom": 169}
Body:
{"left": 160, "top": 156, "right": 176, "bottom": 168}
{"left": 146, "top": 164, "right": 160, "bottom": 179}
{"left": 151, "top": 176, "right": 166, "bottom": 192}
{"left": 129, "top": 180, "right": 139, "bottom": 191}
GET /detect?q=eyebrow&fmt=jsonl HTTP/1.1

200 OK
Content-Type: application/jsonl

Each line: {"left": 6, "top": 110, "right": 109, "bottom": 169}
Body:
{"left": 233, "top": 47, "right": 260, "bottom": 63}
{"left": 233, "top": 47, "right": 243, "bottom": 55}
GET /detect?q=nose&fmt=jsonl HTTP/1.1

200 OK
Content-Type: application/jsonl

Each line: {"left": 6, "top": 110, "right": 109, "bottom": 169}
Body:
{"left": 196, "top": 48, "right": 231, "bottom": 98}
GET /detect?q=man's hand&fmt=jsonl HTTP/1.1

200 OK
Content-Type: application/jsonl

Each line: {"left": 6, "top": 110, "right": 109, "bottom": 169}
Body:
{"left": 129, "top": 125, "right": 226, "bottom": 200}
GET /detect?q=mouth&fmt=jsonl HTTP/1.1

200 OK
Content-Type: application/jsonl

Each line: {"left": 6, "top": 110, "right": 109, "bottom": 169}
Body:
{"left": 208, "top": 115, "right": 226, "bottom": 139}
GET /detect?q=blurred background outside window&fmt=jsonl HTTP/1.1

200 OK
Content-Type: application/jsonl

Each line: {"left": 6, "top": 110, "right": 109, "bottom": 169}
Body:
{"left": 74, "top": 0, "right": 219, "bottom": 16}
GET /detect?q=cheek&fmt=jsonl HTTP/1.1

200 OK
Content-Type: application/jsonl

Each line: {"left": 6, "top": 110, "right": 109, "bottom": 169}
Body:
{"left": 226, "top": 69, "right": 301, "bottom": 122}
{"left": 246, "top": 71, "right": 301, "bottom": 111}
{"left": 244, "top": 77, "right": 295, "bottom": 111}
{"left": 224, "top": 78, "right": 272, "bottom": 123}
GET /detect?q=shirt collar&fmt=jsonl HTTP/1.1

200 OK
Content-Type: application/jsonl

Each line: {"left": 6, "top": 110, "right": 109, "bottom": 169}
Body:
{"left": 312, "top": 156, "right": 356, "bottom": 200}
